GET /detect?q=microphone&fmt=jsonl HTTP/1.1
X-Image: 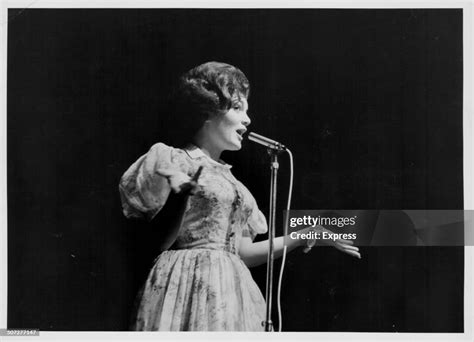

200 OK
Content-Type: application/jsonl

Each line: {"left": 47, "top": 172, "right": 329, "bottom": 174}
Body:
{"left": 248, "top": 132, "right": 287, "bottom": 151}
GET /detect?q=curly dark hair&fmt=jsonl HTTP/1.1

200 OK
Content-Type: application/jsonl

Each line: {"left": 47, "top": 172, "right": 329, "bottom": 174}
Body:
{"left": 170, "top": 61, "right": 250, "bottom": 146}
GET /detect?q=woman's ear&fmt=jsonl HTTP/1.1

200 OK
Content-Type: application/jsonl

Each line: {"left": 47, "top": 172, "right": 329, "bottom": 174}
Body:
{"left": 203, "top": 117, "right": 216, "bottom": 126}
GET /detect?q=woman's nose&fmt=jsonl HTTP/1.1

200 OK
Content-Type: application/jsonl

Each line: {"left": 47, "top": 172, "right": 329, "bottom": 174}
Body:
{"left": 242, "top": 112, "right": 251, "bottom": 126}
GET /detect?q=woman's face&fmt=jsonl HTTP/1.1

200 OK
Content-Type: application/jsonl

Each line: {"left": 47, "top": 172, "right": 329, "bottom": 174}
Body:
{"left": 205, "top": 97, "right": 251, "bottom": 152}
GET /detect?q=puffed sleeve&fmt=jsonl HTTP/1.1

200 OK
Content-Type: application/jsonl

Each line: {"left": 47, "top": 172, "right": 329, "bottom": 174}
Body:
{"left": 242, "top": 197, "right": 268, "bottom": 241}
{"left": 118, "top": 143, "right": 188, "bottom": 221}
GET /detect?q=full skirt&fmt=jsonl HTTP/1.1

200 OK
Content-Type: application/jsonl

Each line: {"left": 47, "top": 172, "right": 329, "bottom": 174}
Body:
{"left": 130, "top": 249, "right": 266, "bottom": 331}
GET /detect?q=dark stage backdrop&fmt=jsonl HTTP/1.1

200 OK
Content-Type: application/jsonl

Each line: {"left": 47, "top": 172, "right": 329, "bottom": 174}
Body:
{"left": 7, "top": 9, "right": 463, "bottom": 331}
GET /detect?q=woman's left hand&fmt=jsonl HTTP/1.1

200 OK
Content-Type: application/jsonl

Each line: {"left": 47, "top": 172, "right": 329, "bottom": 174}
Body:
{"left": 320, "top": 226, "right": 361, "bottom": 259}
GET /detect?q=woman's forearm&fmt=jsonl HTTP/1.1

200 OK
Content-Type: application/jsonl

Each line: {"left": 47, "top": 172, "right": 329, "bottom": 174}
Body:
{"left": 239, "top": 233, "right": 304, "bottom": 268}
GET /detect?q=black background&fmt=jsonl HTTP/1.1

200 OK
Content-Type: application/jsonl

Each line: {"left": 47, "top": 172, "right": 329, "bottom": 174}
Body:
{"left": 7, "top": 9, "right": 463, "bottom": 331}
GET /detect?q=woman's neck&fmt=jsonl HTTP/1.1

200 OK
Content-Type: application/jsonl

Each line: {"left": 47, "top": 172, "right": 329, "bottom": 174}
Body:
{"left": 192, "top": 136, "right": 222, "bottom": 162}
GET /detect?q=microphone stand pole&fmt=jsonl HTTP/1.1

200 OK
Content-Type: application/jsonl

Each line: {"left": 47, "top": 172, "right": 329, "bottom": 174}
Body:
{"left": 263, "top": 147, "right": 282, "bottom": 332}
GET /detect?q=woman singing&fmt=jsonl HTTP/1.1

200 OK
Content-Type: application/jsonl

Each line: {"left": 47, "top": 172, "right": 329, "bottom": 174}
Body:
{"left": 119, "top": 61, "right": 360, "bottom": 331}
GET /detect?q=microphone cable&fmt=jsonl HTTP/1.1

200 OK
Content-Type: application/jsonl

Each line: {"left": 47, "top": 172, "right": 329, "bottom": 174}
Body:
{"left": 246, "top": 131, "right": 293, "bottom": 331}
{"left": 276, "top": 147, "right": 294, "bottom": 332}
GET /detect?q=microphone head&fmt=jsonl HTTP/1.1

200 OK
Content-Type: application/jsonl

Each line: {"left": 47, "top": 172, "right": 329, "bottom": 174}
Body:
{"left": 247, "top": 132, "right": 286, "bottom": 150}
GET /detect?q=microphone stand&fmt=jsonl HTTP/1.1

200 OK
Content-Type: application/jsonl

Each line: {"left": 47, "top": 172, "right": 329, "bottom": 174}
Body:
{"left": 263, "top": 147, "right": 283, "bottom": 332}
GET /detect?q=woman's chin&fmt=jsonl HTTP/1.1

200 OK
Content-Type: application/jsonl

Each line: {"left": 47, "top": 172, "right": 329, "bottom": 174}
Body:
{"left": 227, "top": 143, "right": 242, "bottom": 151}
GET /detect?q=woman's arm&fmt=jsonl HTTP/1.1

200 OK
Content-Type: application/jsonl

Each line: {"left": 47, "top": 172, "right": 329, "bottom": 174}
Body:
{"left": 152, "top": 167, "right": 202, "bottom": 251}
{"left": 238, "top": 233, "right": 304, "bottom": 268}
{"left": 238, "top": 226, "right": 361, "bottom": 268}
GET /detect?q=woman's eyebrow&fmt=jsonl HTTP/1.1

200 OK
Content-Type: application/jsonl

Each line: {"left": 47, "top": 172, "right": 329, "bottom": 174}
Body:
{"left": 231, "top": 95, "right": 248, "bottom": 110}
{"left": 231, "top": 99, "right": 243, "bottom": 106}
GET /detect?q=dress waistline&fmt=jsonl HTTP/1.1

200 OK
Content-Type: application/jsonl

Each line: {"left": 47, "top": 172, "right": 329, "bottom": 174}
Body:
{"left": 165, "top": 246, "right": 239, "bottom": 256}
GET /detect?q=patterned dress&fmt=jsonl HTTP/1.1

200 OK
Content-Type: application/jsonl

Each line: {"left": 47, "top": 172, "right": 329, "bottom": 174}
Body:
{"left": 119, "top": 143, "right": 268, "bottom": 331}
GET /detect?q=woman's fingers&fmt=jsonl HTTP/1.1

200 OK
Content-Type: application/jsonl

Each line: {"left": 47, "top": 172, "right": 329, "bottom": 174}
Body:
{"left": 335, "top": 243, "right": 361, "bottom": 259}
{"left": 345, "top": 249, "right": 361, "bottom": 259}
{"left": 192, "top": 166, "right": 203, "bottom": 182}
{"left": 335, "top": 238, "right": 354, "bottom": 245}
{"left": 156, "top": 167, "right": 204, "bottom": 195}
{"left": 317, "top": 227, "right": 361, "bottom": 259}
{"left": 336, "top": 245, "right": 361, "bottom": 258}
{"left": 340, "top": 244, "right": 359, "bottom": 252}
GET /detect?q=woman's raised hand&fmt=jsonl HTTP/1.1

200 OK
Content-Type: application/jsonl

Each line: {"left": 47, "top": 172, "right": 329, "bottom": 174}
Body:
{"left": 156, "top": 166, "right": 203, "bottom": 195}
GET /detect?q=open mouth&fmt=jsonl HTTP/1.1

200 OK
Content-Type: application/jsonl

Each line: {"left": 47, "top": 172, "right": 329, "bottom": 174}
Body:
{"left": 236, "top": 128, "right": 247, "bottom": 140}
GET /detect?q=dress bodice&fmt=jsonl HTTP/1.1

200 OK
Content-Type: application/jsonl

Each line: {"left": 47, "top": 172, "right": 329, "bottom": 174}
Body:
{"left": 119, "top": 143, "right": 268, "bottom": 254}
